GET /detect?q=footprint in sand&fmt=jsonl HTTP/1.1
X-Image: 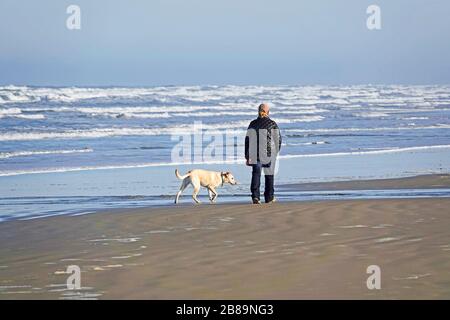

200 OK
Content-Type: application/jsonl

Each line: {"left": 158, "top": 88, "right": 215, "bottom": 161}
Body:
{"left": 371, "top": 224, "right": 394, "bottom": 229}
{"left": 60, "top": 258, "right": 82, "bottom": 262}
{"left": 91, "top": 264, "right": 124, "bottom": 271}
{"left": 392, "top": 273, "right": 432, "bottom": 280}
{"left": 54, "top": 270, "right": 68, "bottom": 275}
{"left": 145, "top": 230, "right": 170, "bottom": 234}
{"left": 0, "top": 285, "right": 32, "bottom": 291}
{"left": 60, "top": 291, "right": 103, "bottom": 300}
{"left": 338, "top": 225, "right": 368, "bottom": 229}
{"left": 111, "top": 253, "right": 142, "bottom": 259}
{"left": 374, "top": 237, "right": 400, "bottom": 243}
{"left": 89, "top": 237, "right": 140, "bottom": 243}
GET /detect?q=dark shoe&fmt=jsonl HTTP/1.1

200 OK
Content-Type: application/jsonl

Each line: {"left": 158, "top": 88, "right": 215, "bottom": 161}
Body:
{"left": 252, "top": 198, "right": 261, "bottom": 204}
{"left": 266, "top": 198, "right": 277, "bottom": 204}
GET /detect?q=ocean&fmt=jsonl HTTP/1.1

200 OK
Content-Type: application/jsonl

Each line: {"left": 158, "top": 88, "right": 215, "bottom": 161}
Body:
{"left": 1, "top": 84, "right": 450, "bottom": 221}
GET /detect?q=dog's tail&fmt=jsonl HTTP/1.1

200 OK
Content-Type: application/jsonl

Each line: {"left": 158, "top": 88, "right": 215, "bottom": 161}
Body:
{"left": 175, "top": 169, "right": 190, "bottom": 180}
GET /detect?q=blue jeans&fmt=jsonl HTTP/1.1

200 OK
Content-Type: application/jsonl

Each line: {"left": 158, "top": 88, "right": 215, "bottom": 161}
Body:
{"left": 251, "top": 162, "right": 274, "bottom": 203}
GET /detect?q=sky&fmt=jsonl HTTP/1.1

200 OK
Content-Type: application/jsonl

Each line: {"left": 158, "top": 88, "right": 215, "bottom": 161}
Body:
{"left": 1, "top": 0, "right": 450, "bottom": 86}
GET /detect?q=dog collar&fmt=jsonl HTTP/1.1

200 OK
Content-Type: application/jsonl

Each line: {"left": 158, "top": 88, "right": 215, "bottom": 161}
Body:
{"left": 221, "top": 172, "right": 226, "bottom": 186}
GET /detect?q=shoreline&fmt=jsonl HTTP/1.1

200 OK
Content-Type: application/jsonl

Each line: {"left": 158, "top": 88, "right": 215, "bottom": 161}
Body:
{"left": 0, "top": 173, "right": 449, "bottom": 223}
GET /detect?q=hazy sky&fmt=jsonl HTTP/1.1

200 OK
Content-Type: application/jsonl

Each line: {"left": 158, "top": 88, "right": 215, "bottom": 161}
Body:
{"left": 1, "top": 0, "right": 449, "bottom": 86}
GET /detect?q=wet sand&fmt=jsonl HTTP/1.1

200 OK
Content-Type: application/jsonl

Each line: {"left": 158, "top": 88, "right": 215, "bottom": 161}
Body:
{"left": 279, "top": 173, "right": 450, "bottom": 191}
{"left": 1, "top": 175, "right": 450, "bottom": 299}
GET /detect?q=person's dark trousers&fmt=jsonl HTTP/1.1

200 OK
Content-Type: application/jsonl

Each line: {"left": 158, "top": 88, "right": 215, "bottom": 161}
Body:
{"left": 251, "top": 162, "right": 275, "bottom": 203}
{"left": 263, "top": 173, "right": 274, "bottom": 203}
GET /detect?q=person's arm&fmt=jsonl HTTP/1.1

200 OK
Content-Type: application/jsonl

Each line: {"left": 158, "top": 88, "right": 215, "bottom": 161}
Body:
{"left": 277, "top": 124, "right": 282, "bottom": 152}
{"left": 245, "top": 122, "right": 252, "bottom": 162}
{"left": 245, "top": 133, "right": 249, "bottom": 161}
{"left": 271, "top": 121, "right": 282, "bottom": 153}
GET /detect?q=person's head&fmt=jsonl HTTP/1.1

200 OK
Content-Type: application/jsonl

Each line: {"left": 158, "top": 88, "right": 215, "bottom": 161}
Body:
{"left": 258, "top": 103, "right": 270, "bottom": 118}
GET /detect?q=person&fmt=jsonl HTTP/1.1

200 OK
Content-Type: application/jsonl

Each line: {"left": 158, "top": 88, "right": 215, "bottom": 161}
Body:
{"left": 245, "top": 103, "right": 282, "bottom": 204}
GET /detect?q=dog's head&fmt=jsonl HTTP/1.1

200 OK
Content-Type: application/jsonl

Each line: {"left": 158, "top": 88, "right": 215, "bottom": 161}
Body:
{"left": 222, "top": 172, "right": 237, "bottom": 185}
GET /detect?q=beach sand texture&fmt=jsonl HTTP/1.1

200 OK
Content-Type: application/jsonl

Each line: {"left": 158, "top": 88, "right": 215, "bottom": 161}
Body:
{"left": 1, "top": 193, "right": 450, "bottom": 299}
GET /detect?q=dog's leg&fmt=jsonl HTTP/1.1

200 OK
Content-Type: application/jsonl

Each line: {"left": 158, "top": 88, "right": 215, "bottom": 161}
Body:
{"left": 192, "top": 185, "right": 201, "bottom": 204}
{"left": 207, "top": 187, "right": 217, "bottom": 203}
{"left": 175, "top": 179, "right": 189, "bottom": 204}
{"left": 175, "top": 191, "right": 182, "bottom": 204}
{"left": 209, "top": 187, "right": 218, "bottom": 203}
{"left": 208, "top": 188, "right": 213, "bottom": 202}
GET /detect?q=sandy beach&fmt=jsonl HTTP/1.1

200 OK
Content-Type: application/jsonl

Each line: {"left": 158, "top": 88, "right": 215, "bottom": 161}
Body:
{"left": 1, "top": 174, "right": 450, "bottom": 300}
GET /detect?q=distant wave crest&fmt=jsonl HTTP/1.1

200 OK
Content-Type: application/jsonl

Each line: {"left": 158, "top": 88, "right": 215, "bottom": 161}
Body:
{"left": 0, "top": 148, "right": 93, "bottom": 159}
{"left": 1, "top": 145, "right": 449, "bottom": 177}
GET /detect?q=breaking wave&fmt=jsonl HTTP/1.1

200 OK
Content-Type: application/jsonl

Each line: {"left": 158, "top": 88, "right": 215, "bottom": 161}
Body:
{"left": 0, "top": 148, "right": 93, "bottom": 159}
{"left": 1, "top": 145, "right": 449, "bottom": 177}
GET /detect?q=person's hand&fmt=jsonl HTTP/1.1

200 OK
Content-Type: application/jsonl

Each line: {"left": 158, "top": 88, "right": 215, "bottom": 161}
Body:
{"left": 246, "top": 159, "right": 251, "bottom": 166}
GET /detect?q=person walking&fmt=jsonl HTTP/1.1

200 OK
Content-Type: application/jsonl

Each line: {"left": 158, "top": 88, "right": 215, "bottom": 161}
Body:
{"left": 245, "top": 103, "right": 282, "bottom": 204}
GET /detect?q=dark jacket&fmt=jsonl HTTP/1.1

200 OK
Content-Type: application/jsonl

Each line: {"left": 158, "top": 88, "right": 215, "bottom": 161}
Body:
{"left": 245, "top": 116, "right": 282, "bottom": 162}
